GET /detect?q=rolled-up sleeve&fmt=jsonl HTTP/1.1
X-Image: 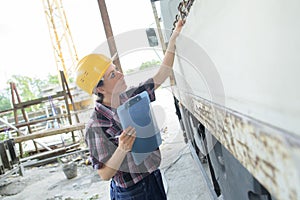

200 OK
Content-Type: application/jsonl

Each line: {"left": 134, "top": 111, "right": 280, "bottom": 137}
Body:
{"left": 85, "top": 126, "right": 117, "bottom": 170}
{"left": 123, "top": 78, "right": 156, "bottom": 102}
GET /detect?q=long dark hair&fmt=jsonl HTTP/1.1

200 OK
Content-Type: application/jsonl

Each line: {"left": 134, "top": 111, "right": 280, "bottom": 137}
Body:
{"left": 95, "top": 80, "right": 104, "bottom": 103}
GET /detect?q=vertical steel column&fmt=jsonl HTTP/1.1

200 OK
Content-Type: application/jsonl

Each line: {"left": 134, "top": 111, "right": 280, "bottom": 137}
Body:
{"left": 150, "top": 0, "right": 176, "bottom": 85}
{"left": 97, "top": 0, "right": 123, "bottom": 73}
{"left": 150, "top": 0, "right": 166, "bottom": 54}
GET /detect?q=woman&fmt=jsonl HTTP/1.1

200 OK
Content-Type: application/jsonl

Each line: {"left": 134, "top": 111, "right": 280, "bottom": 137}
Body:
{"left": 75, "top": 20, "right": 184, "bottom": 200}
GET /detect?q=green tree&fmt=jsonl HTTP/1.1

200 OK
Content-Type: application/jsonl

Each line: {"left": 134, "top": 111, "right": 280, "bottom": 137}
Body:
{"left": 0, "top": 73, "right": 65, "bottom": 120}
{"left": 7, "top": 75, "right": 51, "bottom": 112}
{"left": 47, "top": 74, "right": 60, "bottom": 85}
{"left": 1, "top": 72, "right": 73, "bottom": 113}
{"left": 31, "top": 78, "right": 47, "bottom": 97}
{"left": 47, "top": 73, "right": 74, "bottom": 84}
{"left": 139, "top": 59, "right": 161, "bottom": 70}
{"left": 125, "top": 69, "right": 135, "bottom": 74}
{"left": 9, "top": 75, "right": 36, "bottom": 102}
{"left": 0, "top": 89, "right": 11, "bottom": 111}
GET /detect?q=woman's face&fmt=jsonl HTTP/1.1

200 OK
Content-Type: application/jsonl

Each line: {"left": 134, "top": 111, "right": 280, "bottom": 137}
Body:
{"left": 101, "top": 64, "right": 127, "bottom": 95}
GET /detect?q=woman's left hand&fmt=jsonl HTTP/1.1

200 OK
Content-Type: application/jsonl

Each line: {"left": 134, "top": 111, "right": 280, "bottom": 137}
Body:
{"left": 170, "top": 19, "right": 184, "bottom": 41}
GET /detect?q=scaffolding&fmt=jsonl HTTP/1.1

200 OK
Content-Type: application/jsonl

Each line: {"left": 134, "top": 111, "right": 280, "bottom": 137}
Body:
{"left": 42, "top": 0, "right": 79, "bottom": 81}
{"left": 0, "top": 71, "right": 84, "bottom": 159}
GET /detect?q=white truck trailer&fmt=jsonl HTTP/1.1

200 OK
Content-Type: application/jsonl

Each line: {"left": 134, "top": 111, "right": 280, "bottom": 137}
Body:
{"left": 155, "top": 0, "right": 300, "bottom": 199}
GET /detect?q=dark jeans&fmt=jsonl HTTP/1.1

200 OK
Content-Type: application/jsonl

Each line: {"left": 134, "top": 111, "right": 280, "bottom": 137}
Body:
{"left": 110, "top": 169, "right": 167, "bottom": 200}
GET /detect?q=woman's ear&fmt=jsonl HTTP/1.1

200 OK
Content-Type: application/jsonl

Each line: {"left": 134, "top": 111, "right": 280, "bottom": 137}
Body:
{"left": 95, "top": 86, "right": 105, "bottom": 94}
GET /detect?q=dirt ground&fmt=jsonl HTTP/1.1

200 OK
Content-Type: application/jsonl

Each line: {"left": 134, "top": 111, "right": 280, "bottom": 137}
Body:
{"left": 0, "top": 88, "right": 211, "bottom": 200}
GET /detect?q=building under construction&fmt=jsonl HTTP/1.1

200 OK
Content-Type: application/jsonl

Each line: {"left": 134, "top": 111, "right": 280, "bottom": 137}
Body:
{"left": 1, "top": 0, "right": 300, "bottom": 200}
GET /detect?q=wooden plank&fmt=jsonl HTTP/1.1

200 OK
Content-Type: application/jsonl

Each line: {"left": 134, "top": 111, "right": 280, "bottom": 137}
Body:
{"left": 0, "top": 108, "right": 14, "bottom": 115}
{"left": 0, "top": 165, "right": 20, "bottom": 183}
{"left": 0, "top": 112, "right": 84, "bottom": 132}
{"left": 13, "top": 91, "right": 66, "bottom": 109}
{"left": 20, "top": 143, "right": 81, "bottom": 163}
{"left": 11, "top": 114, "right": 68, "bottom": 128}
{"left": 21, "top": 148, "right": 88, "bottom": 167}
{"left": 14, "top": 123, "right": 85, "bottom": 143}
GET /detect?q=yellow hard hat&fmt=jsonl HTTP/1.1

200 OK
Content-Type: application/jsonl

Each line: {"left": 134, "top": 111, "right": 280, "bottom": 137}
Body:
{"left": 75, "top": 54, "right": 112, "bottom": 94}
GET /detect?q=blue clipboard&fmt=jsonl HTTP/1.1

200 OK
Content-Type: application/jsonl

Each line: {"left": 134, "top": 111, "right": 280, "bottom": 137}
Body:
{"left": 117, "top": 91, "right": 162, "bottom": 165}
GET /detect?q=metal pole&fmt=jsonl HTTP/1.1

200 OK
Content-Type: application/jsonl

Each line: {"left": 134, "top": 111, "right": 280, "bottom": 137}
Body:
{"left": 97, "top": 0, "right": 123, "bottom": 73}
{"left": 150, "top": 1, "right": 166, "bottom": 54}
{"left": 151, "top": 0, "right": 176, "bottom": 85}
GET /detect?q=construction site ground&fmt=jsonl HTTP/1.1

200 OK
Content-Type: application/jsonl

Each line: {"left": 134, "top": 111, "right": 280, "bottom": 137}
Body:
{"left": 0, "top": 88, "right": 211, "bottom": 200}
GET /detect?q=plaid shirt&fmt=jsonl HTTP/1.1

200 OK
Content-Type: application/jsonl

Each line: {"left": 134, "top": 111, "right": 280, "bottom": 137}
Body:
{"left": 85, "top": 78, "right": 161, "bottom": 188}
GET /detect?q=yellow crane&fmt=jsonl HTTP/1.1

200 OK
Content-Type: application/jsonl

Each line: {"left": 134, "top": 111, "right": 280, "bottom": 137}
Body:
{"left": 42, "top": 0, "right": 78, "bottom": 81}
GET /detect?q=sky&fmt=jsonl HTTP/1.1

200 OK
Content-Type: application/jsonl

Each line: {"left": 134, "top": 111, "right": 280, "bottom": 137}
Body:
{"left": 0, "top": 0, "right": 163, "bottom": 90}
